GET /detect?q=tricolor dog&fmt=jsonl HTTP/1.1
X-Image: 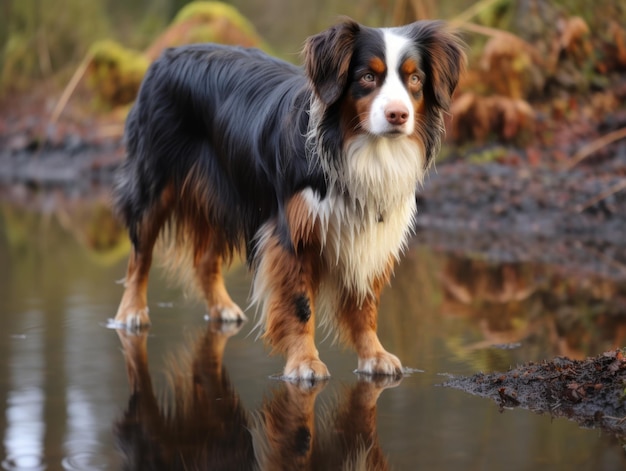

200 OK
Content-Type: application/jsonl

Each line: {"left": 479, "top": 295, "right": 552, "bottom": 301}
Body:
{"left": 113, "top": 18, "right": 464, "bottom": 379}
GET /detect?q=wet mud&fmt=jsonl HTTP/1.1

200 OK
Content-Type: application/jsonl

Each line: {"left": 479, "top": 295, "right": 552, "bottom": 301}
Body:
{"left": 442, "top": 350, "right": 626, "bottom": 439}
{"left": 414, "top": 160, "right": 626, "bottom": 283}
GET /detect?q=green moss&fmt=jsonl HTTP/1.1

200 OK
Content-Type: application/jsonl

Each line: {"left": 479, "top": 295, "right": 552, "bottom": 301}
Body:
{"left": 86, "top": 40, "right": 149, "bottom": 109}
{"left": 170, "top": 1, "right": 269, "bottom": 50}
{"left": 89, "top": 39, "right": 149, "bottom": 75}
{"left": 175, "top": 2, "right": 250, "bottom": 29}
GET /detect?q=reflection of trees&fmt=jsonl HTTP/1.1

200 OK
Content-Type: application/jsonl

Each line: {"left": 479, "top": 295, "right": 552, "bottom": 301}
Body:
{"left": 114, "top": 323, "right": 395, "bottom": 470}
{"left": 442, "top": 258, "right": 537, "bottom": 305}
{"left": 439, "top": 254, "right": 626, "bottom": 360}
{"left": 54, "top": 195, "right": 129, "bottom": 264}
{"left": 0, "top": 193, "right": 129, "bottom": 266}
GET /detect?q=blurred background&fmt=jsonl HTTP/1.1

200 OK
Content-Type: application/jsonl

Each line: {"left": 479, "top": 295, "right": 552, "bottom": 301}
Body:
{"left": 1, "top": 1, "right": 626, "bottom": 470}
{"left": 2, "top": 0, "right": 625, "bottom": 159}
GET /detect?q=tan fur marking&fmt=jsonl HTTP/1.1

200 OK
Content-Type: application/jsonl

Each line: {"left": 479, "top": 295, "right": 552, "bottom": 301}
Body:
{"left": 400, "top": 58, "right": 418, "bottom": 75}
{"left": 369, "top": 57, "right": 386, "bottom": 75}
{"left": 194, "top": 236, "right": 246, "bottom": 321}
{"left": 336, "top": 258, "right": 392, "bottom": 350}
{"left": 341, "top": 88, "right": 379, "bottom": 141}
{"left": 286, "top": 193, "right": 319, "bottom": 251}
{"left": 115, "top": 184, "right": 175, "bottom": 327}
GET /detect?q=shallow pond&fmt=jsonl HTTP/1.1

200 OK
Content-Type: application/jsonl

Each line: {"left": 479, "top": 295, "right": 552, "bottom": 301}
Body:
{"left": 1, "top": 198, "right": 626, "bottom": 470}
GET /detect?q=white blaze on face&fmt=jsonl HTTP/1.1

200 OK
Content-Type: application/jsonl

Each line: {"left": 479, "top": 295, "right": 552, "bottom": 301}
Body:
{"left": 368, "top": 31, "right": 415, "bottom": 136}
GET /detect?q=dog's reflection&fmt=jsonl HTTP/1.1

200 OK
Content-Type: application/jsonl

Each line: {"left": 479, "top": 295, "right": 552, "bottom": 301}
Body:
{"left": 114, "top": 323, "right": 396, "bottom": 470}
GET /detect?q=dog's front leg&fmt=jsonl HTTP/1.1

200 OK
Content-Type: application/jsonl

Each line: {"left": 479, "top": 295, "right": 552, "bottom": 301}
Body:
{"left": 338, "top": 288, "right": 404, "bottom": 378}
{"left": 253, "top": 231, "right": 329, "bottom": 380}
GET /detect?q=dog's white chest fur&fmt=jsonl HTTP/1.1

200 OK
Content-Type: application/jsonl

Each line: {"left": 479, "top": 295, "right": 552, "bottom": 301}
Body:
{"left": 306, "top": 135, "right": 425, "bottom": 298}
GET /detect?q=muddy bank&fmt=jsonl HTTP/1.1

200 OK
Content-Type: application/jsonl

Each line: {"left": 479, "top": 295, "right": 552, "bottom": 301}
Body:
{"left": 442, "top": 350, "right": 626, "bottom": 439}
{"left": 0, "top": 145, "right": 123, "bottom": 192}
{"left": 0, "top": 87, "right": 125, "bottom": 191}
{"left": 414, "top": 157, "right": 626, "bottom": 282}
{"left": 418, "top": 160, "right": 626, "bottom": 242}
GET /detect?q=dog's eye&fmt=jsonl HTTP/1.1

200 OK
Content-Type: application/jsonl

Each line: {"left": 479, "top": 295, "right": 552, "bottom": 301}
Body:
{"left": 409, "top": 74, "right": 420, "bottom": 85}
{"left": 362, "top": 72, "right": 376, "bottom": 83}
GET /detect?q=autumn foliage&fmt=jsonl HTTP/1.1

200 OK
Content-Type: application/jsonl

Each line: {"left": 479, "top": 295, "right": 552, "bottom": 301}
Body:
{"left": 450, "top": 3, "right": 626, "bottom": 148}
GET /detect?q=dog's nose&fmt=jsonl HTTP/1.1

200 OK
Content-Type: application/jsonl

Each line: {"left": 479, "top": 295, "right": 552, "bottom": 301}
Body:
{"left": 385, "top": 102, "right": 409, "bottom": 125}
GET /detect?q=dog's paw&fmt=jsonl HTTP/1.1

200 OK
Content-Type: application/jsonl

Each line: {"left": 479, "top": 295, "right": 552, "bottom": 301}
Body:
{"left": 356, "top": 351, "right": 403, "bottom": 377}
{"left": 207, "top": 302, "right": 247, "bottom": 323}
{"left": 283, "top": 358, "right": 330, "bottom": 381}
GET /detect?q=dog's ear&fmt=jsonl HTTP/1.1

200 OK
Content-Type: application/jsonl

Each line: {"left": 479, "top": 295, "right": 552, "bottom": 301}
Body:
{"left": 408, "top": 21, "right": 466, "bottom": 111}
{"left": 304, "top": 19, "right": 360, "bottom": 106}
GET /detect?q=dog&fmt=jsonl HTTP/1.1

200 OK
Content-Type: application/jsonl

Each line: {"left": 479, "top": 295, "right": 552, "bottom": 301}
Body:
{"left": 113, "top": 18, "right": 464, "bottom": 380}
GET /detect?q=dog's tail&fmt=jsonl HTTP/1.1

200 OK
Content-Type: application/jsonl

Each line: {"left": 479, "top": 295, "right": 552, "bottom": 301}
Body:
{"left": 113, "top": 105, "right": 150, "bottom": 249}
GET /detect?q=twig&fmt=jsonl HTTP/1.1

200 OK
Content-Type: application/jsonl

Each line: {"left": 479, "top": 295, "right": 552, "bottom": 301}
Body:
{"left": 566, "top": 127, "right": 626, "bottom": 170}
{"left": 49, "top": 50, "right": 94, "bottom": 124}
{"left": 575, "top": 179, "right": 626, "bottom": 214}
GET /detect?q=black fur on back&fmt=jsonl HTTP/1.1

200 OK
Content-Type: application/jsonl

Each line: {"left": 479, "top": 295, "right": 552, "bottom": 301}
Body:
{"left": 113, "top": 44, "right": 328, "bottom": 261}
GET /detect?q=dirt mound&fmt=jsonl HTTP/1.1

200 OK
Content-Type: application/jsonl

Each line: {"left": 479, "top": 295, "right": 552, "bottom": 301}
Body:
{"left": 442, "top": 350, "right": 626, "bottom": 439}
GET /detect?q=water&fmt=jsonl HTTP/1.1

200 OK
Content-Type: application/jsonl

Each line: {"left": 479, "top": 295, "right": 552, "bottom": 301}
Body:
{"left": 1, "top": 198, "right": 625, "bottom": 470}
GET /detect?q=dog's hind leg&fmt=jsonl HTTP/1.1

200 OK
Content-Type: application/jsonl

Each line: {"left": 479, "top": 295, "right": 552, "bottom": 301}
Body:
{"left": 194, "top": 236, "right": 246, "bottom": 323}
{"left": 114, "top": 187, "right": 173, "bottom": 329}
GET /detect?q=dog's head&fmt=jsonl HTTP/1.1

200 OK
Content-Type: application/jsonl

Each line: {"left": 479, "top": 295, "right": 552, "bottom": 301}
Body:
{"left": 304, "top": 19, "right": 465, "bottom": 166}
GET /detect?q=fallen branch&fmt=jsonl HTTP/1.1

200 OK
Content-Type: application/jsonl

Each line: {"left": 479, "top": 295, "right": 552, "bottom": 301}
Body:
{"left": 566, "top": 127, "right": 626, "bottom": 170}
{"left": 49, "top": 50, "right": 94, "bottom": 124}
{"left": 576, "top": 179, "right": 626, "bottom": 214}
